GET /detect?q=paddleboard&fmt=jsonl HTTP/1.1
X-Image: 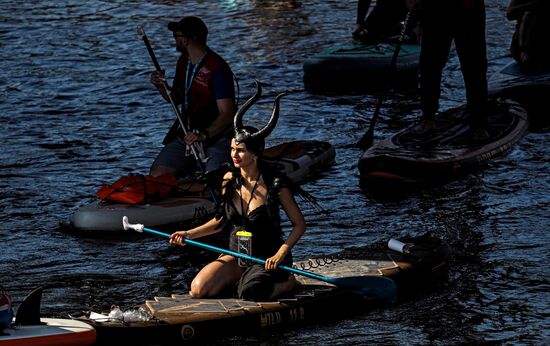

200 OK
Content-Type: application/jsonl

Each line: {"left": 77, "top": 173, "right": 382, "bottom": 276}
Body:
{"left": 70, "top": 140, "right": 335, "bottom": 232}
{"left": 359, "top": 99, "right": 529, "bottom": 186}
{"left": 488, "top": 60, "right": 550, "bottom": 125}
{"left": 0, "top": 318, "right": 96, "bottom": 346}
{"left": 69, "top": 197, "right": 213, "bottom": 233}
{"left": 73, "top": 234, "right": 449, "bottom": 343}
{"left": 303, "top": 41, "right": 420, "bottom": 92}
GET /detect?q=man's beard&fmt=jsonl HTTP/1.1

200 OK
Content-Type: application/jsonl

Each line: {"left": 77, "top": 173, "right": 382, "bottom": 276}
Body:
{"left": 176, "top": 46, "right": 188, "bottom": 56}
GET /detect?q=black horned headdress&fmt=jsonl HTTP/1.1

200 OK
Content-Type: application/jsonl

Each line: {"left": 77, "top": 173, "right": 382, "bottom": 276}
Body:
{"left": 233, "top": 80, "right": 285, "bottom": 155}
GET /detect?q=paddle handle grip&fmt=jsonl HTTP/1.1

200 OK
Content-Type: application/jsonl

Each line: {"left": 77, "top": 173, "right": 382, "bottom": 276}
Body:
{"left": 388, "top": 239, "right": 413, "bottom": 254}
{"left": 138, "top": 26, "right": 162, "bottom": 72}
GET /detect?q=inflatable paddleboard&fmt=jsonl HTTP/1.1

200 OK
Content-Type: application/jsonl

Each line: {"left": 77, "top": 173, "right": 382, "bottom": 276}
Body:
{"left": 488, "top": 60, "right": 550, "bottom": 125}
{"left": 74, "top": 234, "right": 448, "bottom": 344}
{"left": 70, "top": 140, "right": 335, "bottom": 232}
{"left": 303, "top": 41, "right": 420, "bottom": 92}
{"left": 0, "top": 287, "right": 95, "bottom": 346}
{"left": 359, "top": 99, "right": 528, "bottom": 186}
{"left": 0, "top": 318, "right": 96, "bottom": 346}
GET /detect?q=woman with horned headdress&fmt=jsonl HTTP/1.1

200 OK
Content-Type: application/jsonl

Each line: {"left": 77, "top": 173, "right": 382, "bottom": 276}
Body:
{"left": 169, "top": 81, "right": 305, "bottom": 301}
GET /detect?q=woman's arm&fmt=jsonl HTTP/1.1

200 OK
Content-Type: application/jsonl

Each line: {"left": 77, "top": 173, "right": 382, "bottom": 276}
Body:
{"left": 265, "top": 186, "right": 306, "bottom": 270}
{"left": 169, "top": 172, "right": 232, "bottom": 246}
{"left": 169, "top": 216, "right": 223, "bottom": 246}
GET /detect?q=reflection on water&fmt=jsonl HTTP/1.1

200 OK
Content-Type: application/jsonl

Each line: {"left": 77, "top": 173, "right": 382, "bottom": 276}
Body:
{"left": 1, "top": 0, "right": 548, "bottom": 344}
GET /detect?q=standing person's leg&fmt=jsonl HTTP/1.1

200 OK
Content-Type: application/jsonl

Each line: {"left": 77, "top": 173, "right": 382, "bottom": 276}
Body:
{"left": 353, "top": 0, "right": 372, "bottom": 39}
{"left": 412, "top": 3, "right": 453, "bottom": 135}
{"left": 518, "top": 11, "right": 536, "bottom": 64}
{"left": 535, "top": 5, "right": 550, "bottom": 64}
{"left": 454, "top": 3, "right": 488, "bottom": 131}
{"left": 357, "top": 0, "right": 372, "bottom": 25}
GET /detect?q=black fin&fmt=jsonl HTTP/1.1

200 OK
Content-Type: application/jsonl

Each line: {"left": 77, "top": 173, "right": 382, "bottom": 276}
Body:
{"left": 14, "top": 287, "right": 43, "bottom": 326}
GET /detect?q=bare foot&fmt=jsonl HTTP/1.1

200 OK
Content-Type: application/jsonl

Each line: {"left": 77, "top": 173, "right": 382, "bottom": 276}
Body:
{"left": 271, "top": 274, "right": 301, "bottom": 298}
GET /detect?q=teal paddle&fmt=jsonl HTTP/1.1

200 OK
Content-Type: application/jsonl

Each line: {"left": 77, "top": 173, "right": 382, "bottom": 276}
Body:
{"left": 122, "top": 216, "right": 397, "bottom": 303}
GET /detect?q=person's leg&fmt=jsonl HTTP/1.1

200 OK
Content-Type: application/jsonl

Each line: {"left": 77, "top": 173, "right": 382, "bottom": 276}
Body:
{"left": 412, "top": 3, "right": 453, "bottom": 135}
{"left": 150, "top": 138, "right": 196, "bottom": 178}
{"left": 237, "top": 265, "right": 275, "bottom": 301}
{"left": 534, "top": 7, "right": 550, "bottom": 65}
{"left": 510, "top": 23, "right": 521, "bottom": 63}
{"left": 190, "top": 255, "right": 244, "bottom": 298}
{"left": 366, "top": 0, "right": 405, "bottom": 38}
{"left": 357, "top": 0, "right": 372, "bottom": 25}
{"left": 454, "top": 3, "right": 488, "bottom": 132}
{"left": 237, "top": 258, "right": 299, "bottom": 301}
{"left": 419, "top": 15, "right": 453, "bottom": 119}
{"left": 353, "top": 0, "right": 372, "bottom": 39}
{"left": 518, "top": 11, "right": 536, "bottom": 64}
{"left": 271, "top": 274, "right": 300, "bottom": 299}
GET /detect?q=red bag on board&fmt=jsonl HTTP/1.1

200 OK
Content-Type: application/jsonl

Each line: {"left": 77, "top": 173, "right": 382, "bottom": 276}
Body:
{"left": 96, "top": 174, "right": 177, "bottom": 205}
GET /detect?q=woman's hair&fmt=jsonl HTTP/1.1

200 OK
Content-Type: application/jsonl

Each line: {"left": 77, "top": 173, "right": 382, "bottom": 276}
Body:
{"left": 234, "top": 126, "right": 264, "bottom": 156}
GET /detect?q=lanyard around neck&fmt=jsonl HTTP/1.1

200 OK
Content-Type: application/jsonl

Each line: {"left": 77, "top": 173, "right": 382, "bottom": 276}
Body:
{"left": 184, "top": 53, "right": 207, "bottom": 110}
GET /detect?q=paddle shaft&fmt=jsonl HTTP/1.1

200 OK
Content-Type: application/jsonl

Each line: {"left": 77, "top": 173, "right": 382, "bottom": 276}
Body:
{"left": 144, "top": 225, "right": 393, "bottom": 292}
{"left": 355, "top": 11, "right": 412, "bottom": 150}
{"left": 142, "top": 226, "right": 344, "bottom": 283}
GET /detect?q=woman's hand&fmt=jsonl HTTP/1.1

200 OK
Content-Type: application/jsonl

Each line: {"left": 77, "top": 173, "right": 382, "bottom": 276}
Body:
{"left": 265, "top": 247, "right": 288, "bottom": 270}
{"left": 169, "top": 231, "right": 189, "bottom": 247}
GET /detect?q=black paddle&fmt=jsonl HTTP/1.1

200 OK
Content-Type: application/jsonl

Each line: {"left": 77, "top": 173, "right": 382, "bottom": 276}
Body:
{"left": 355, "top": 11, "right": 413, "bottom": 150}
{"left": 137, "top": 26, "right": 218, "bottom": 204}
{"left": 122, "top": 216, "right": 398, "bottom": 303}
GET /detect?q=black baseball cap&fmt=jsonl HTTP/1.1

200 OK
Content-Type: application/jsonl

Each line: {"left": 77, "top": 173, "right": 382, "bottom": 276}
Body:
{"left": 168, "top": 16, "right": 208, "bottom": 44}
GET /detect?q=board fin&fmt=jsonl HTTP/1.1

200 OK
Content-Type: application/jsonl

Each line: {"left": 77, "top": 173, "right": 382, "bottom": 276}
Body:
{"left": 14, "top": 287, "right": 43, "bottom": 326}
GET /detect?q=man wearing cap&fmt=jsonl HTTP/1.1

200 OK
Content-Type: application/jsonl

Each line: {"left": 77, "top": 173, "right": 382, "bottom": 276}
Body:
{"left": 150, "top": 16, "right": 236, "bottom": 179}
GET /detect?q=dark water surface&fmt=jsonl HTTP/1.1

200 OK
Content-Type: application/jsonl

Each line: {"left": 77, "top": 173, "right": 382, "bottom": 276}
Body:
{"left": 1, "top": 0, "right": 548, "bottom": 344}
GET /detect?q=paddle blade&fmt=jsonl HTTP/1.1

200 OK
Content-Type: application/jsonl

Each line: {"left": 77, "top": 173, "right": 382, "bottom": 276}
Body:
{"left": 331, "top": 276, "right": 397, "bottom": 303}
{"left": 355, "top": 129, "right": 374, "bottom": 150}
{"left": 355, "top": 97, "right": 383, "bottom": 150}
